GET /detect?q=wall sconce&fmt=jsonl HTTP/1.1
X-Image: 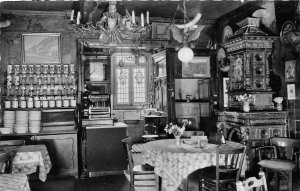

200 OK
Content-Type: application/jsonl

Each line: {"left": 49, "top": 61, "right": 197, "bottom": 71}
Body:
{"left": 178, "top": 46, "right": 194, "bottom": 63}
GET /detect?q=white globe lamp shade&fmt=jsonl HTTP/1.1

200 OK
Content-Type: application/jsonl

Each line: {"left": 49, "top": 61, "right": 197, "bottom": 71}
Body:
{"left": 178, "top": 47, "right": 194, "bottom": 63}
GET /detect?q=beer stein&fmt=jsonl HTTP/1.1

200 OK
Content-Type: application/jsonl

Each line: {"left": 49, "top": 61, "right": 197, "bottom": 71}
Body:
{"left": 69, "top": 64, "right": 75, "bottom": 74}
{"left": 7, "top": 65, "right": 12, "bottom": 74}
{"left": 14, "top": 65, "right": 20, "bottom": 75}
{"left": 43, "top": 65, "right": 49, "bottom": 74}
{"left": 21, "top": 65, "right": 27, "bottom": 74}
{"left": 35, "top": 65, "right": 41, "bottom": 74}
{"left": 7, "top": 74, "right": 12, "bottom": 83}
{"left": 56, "top": 65, "right": 62, "bottom": 74}
{"left": 13, "top": 75, "right": 20, "bottom": 85}
{"left": 28, "top": 65, "right": 34, "bottom": 74}
{"left": 5, "top": 100, "right": 11, "bottom": 108}
{"left": 50, "top": 64, "right": 55, "bottom": 74}
{"left": 63, "top": 64, "right": 69, "bottom": 74}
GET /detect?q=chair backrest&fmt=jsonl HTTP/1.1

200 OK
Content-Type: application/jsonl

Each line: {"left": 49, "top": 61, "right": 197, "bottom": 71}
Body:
{"left": 216, "top": 145, "right": 247, "bottom": 182}
{"left": 236, "top": 171, "right": 268, "bottom": 191}
{"left": 0, "top": 153, "right": 9, "bottom": 173}
{"left": 0, "top": 152, "right": 12, "bottom": 174}
{"left": 0, "top": 140, "right": 25, "bottom": 146}
{"left": 270, "top": 137, "right": 300, "bottom": 160}
{"left": 144, "top": 123, "right": 158, "bottom": 135}
{"left": 122, "top": 137, "right": 134, "bottom": 172}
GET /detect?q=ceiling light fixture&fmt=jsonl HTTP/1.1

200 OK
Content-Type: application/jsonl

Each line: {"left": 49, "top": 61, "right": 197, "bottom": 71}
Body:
{"left": 170, "top": 0, "right": 204, "bottom": 63}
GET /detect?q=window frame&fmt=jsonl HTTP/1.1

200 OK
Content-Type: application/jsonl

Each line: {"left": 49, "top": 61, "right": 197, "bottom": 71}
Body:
{"left": 112, "top": 51, "right": 150, "bottom": 110}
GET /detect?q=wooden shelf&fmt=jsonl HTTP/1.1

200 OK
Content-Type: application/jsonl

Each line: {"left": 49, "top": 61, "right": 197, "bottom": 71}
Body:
{"left": 175, "top": 99, "right": 210, "bottom": 103}
{"left": 2, "top": 107, "right": 76, "bottom": 111}
{"left": 0, "top": 130, "right": 77, "bottom": 136}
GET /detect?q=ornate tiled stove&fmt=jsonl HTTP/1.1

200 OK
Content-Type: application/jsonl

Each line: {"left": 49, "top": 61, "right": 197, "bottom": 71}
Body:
{"left": 220, "top": 111, "right": 287, "bottom": 147}
{"left": 225, "top": 17, "right": 276, "bottom": 110}
{"left": 219, "top": 18, "right": 288, "bottom": 170}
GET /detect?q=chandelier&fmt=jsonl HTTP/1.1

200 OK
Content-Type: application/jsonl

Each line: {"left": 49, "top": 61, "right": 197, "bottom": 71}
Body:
{"left": 67, "top": 1, "right": 151, "bottom": 44}
{"left": 169, "top": 0, "right": 204, "bottom": 63}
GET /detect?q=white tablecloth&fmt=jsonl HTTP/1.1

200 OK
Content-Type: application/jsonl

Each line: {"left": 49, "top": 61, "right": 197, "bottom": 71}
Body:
{"left": 0, "top": 173, "right": 31, "bottom": 191}
{"left": 142, "top": 139, "right": 246, "bottom": 191}
{"left": 2, "top": 145, "right": 52, "bottom": 182}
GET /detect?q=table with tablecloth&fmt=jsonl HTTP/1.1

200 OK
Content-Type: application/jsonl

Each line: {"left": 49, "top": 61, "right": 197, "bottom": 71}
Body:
{"left": 0, "top": 173, "right": 31, "bottom": 191}
{"left": 1, "top": 144, "right": 52, "bottom": 182}
{"left": 142, "top": 139, "right": 247, "bottom": 191}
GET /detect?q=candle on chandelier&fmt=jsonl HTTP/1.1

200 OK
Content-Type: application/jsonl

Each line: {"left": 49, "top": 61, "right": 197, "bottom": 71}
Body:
{"left": 76, "top": 12, "right": 81, "bottom": 25}
{"left": 141, "top": 13, "right": 144, "bottom": 27}
{"left": 70, "top": 10, "right": 74, "bottom": 21}
{"left": 132, "top": 10, "right": 135, "bottom": 24}
{"left": 146, "top": 11, "right": 149, "bottom": 25}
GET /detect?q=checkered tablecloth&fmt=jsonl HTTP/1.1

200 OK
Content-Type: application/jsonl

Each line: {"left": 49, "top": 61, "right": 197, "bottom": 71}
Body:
{"left": 8, "top": 145, "right": 52, "bottom": 182}
{"left": 0, "top": 173, "right": 31, "bottom": 191}
{"left": 142, "top": 139, "right": 246, "bottom": 191}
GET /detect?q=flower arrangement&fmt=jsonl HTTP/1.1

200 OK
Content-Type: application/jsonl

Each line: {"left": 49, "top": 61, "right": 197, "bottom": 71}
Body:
{"left": 164, "top": 119, "right": 192, "bottom": 137}
{"left": 274, "top": 97, "right": 283, "bottom": 103}
{"left": 236, "top": 93, "right": 255, "bottom": 103}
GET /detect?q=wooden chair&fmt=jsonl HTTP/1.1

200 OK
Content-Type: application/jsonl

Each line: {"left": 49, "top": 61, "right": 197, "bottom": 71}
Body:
{"left": 122, "top": 137, "right": 158, "bottom": 191}
{"left": 142, "top": 123, "right": 159, "bottom": 142}
{"left": 0, "top": 140, "right": 24, "bottom": 173}
{"left": 199, "top": 145, "right": 247, "bottom": 191}
{"left": 0, "top": 152, "right": 10, "bottom": 173}
{"left": 256, "top": 137, "right": 300, "bottom": 191}
{"left": 236, "top": 171, "right": 268, "bottom": 191}
{"left": 0, "top": 151, "right": 16, "bottom": 174}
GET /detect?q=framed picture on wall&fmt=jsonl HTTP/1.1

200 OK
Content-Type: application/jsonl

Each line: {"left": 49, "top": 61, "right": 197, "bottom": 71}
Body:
{"left": 182, "top": 56, "right": 210, "bottom": 78}
{"left": 223, "top": 77, "right": 229, "bottom": 108}
{"left": 21, "top": 33, "right": 61, "bottom": 64}
{"left": 285, "top": 60, "right": 296, "bottom": 82}
{"left": 287, "top": 84, "right": 296, "bottom": 100}
{"left": 151, "top": 22, "right": 171, "bottom": 40}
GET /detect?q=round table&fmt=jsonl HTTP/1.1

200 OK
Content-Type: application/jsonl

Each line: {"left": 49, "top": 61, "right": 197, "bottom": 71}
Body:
{"left": 142, "top": 139, "right": 246, "bottom": 191}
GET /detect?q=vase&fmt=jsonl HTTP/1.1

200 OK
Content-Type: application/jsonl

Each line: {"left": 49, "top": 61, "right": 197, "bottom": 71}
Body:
{"left": 175, "top": 135, "right": 181, "bottom": 146}
{"left": 243, "top": 101, "right": 250, "bottom": 112}
{"left": 276, "top": 103, "right": 283, "bottom": 111}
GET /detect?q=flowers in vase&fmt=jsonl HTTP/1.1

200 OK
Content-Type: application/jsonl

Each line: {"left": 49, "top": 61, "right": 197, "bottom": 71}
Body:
{"left": 164, "top": 119, "right": 192, "bottom": 137}
{"left": 274, "top": 97, "right": 283, "bottom": 103}
{"left": 236, "top": 93, "right": 255, "bottom": 103}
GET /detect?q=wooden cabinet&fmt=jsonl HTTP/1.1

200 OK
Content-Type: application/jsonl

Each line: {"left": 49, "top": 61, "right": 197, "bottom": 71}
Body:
{"left": 81, "top": 125, "right": 127, "bottom": 177}
{"left": 166, "top": 49, "right": 213, "bottom": 132}
{"left": 34, "top": 133, "right": 78, "bottom": 178}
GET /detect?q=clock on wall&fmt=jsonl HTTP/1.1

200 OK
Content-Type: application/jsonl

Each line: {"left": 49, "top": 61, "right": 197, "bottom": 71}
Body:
{"left": 217, "top": 47, "right": 230, "bottom": 72}
{"left": 222, "top": 25, "right": 233, "bottom": 44}
{"left": 280, "top": 20, "right": 297, "bottom": 47}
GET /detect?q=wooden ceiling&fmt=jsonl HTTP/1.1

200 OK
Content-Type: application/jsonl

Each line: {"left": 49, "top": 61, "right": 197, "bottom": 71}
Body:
{"left": 0, "top": 1, "right": 246, "bottom": 23}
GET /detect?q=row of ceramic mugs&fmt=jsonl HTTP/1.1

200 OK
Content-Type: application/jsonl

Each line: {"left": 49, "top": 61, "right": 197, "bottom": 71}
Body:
{"left": 4, "top": 98, "right": 77, "bottom": 108}
{"left": 7, "top": 64, "right": 75, "bottom": 74}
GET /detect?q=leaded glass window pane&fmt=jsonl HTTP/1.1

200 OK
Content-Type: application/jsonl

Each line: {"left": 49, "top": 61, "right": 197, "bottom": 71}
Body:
{"left": 116, "top": 68, "right": 129, "bottom": 104}
{"left": 133, "top": 67, "right": 146, "bottom": 103}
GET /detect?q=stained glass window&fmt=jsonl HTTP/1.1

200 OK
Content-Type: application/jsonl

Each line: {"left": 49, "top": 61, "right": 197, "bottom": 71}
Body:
{"left": 116, "top": 68, "right": 129, "bottom": 104}
{"left": 133, "top": 67, "right": 146, "bottom": 103}
{"left": 113, "top": 52, "right": 148, "bottom": 109}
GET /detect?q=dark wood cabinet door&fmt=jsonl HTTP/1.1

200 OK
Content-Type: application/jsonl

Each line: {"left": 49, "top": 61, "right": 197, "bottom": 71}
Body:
{"left": 35, "top": 133, "right": 78, "bottom": 178}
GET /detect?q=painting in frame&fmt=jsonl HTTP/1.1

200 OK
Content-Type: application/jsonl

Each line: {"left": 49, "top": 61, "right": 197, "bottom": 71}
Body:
{"left": 287, "top": 84, "right": 296, "bottom": 100}
{"left": 182, "top": 56, "right": 210, "bottom": 78}
{"left": 22, "top": 33, "right": 61, "bottom": 64}
{"left": 223, "top": 77, "right": 229, "bottom": 108}
{"left": 285, "top": 60, "right": 296, "bottom": 82}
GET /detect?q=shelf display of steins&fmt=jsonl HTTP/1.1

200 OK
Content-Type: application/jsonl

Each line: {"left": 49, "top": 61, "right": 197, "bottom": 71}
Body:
{"left": 4, "top": 64, "right": 77, "bottom": 109}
